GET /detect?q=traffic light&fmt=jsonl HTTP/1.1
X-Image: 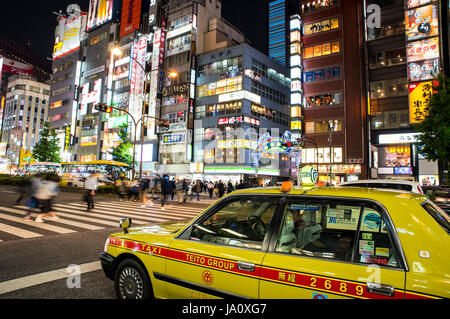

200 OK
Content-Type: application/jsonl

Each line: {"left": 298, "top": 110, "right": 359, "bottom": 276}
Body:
{"left": 157, "top": 119, "right": 170, "bottom": 129}
{"left": 94, "top": 103, "right": 113, "bottom": 113}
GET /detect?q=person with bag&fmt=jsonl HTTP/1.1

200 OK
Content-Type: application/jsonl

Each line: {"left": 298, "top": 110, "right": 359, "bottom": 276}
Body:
{"left": 34, "top": 175, "right": 59, "bottom": 223}
{"left": 190, "top": 180, "right": 201, "bottom": 201}
{"left": 207, "top": 181, "right": 214, "bottom": 199}
{"left": 85, "top": 172, "right": 98, "bottom": 212}
{"left": 22, "top": 175, "right": 41, "bottom": 221}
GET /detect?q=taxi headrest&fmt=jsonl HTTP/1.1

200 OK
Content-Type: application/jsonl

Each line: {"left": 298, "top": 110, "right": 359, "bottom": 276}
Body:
{"left": 281, "top": 181, "right": 294, "bottom": 193}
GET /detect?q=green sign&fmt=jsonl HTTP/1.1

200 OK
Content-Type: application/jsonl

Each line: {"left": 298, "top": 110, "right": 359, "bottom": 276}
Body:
{"left": 108, "top": 115, "right": 128, "bottom": 129}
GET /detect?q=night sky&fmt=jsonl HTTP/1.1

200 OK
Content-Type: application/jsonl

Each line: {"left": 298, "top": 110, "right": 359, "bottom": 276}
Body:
{"left": 0, "top": 0, "right": 268, "bottom": 60}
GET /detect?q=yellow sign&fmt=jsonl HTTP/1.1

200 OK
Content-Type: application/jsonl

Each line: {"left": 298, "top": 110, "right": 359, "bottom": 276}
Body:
{"left": 409, "top": 81, "right": 434, "bottom": 124}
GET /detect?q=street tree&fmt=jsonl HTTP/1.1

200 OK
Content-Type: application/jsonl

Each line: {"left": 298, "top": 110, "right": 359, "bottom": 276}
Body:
{"left": 32, "top": 122, "right": 61, "bottom": 163}
{"left": 415, "top": 74, "right": 450, "bottom": 183}
{"left": 110, "top": 124, "right": 133, "bottom": 167}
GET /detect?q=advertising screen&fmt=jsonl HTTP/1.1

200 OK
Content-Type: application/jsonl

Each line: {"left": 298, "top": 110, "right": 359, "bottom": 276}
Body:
{"left": 406, "top": 37, "right": 439, "bottom": 63}
{"left": 381, "top": 146, "right": 411, "bottom": 167}
{"left": 87, "top": 0, "right": 114, "bottom": 31}
{"left": 405, "top": 0, "right": 434, "bottom": 9}
{"left": 407, "top": 57, "right": 439, "bottom": 82}
{"left": 120, "top": 0, "right": 142, "bottom": 38}
{"left": 53, "top": 9, "right": 86, "bottom": 59}
{"left": 409, "top": 81, "right": 435, "bottom": 124}
{"left": 405, "top": 4, "right": 439, "bottom": 42}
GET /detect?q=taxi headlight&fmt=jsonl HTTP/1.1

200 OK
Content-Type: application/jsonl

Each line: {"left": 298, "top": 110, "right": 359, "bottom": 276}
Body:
{"left": 104, "top": 238, "right": 110, "bottom": 252}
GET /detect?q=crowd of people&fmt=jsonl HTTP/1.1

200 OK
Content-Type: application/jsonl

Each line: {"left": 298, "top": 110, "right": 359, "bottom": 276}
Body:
{"left": 13, "top": 171, "right": 271, "bottom": 221}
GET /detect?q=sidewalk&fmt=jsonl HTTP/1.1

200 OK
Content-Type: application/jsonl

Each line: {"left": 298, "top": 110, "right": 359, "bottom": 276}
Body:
{"left": 147, "top": 193, "right": 219, "bottom": 207}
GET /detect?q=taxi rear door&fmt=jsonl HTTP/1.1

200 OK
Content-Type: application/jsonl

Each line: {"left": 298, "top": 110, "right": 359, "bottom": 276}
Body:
{"left": 160, "top": 195, "right": 282, "bottom": 299}
{"left": 259, "top": 197, "right": 407, "bottom": 299}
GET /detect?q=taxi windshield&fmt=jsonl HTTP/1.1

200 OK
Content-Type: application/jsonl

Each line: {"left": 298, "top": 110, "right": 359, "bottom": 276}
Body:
{"left": 422, "top": 201, "right": 450, "bottom": 234}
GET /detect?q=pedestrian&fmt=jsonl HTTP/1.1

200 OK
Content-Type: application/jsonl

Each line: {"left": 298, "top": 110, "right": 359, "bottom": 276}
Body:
{"left": 118, "top": 175, "right": 126, "bottom": 201}
{"left": 207, "top": 181, "right": 214, "bottom": 199}
{"left": 191, "top": 180, "right": 201, "bottom": 201}
{"left": 218, "top": 180, "right": 226, "bottom": 198}
{"left": 160, "top": 175, "right": 169, "bottom": 209}
{"left": 34, "top": 175, "right": 59, "bottom": 223}
{"left": 169, "top": 178, "right": 176, "bottom": 200}
{"left": 175, "top": 178, "right": 184, "bottom": 203}
{"left": 129, "top": 179, "right": 140, "bottom": 202}
{"left": 85, "top": 172, "right": 98, "bottom": 212}
{"left": 14, "top": 176, "right": 33, "bottom": 206}
{"left": 140, "top": 177, "right": 153, "bottom": 208}
{"left": 182, "top": 178, "right": 188, "bottom": 203}
{"left": 227, "top": 180, "right": 234, "bottom": 194}
{"left": 22, "top": 175, "right": 41, "bottom": 221}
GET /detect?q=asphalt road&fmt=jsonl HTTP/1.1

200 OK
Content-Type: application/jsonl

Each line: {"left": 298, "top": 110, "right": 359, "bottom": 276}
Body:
{"left": 0, "top": 185, "right": 213, "bottom": 299}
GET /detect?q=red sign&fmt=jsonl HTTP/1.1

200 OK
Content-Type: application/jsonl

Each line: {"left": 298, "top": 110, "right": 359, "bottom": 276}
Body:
{"left": 120, "top": 0, "right": 142, "bottom": 38}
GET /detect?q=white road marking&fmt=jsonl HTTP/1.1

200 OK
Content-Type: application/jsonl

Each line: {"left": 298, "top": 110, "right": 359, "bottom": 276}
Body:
{"left": 0, "top": 222, "right": 43, "bottom": 238}
{"left": 0, "top": 261, "right": 101, "bottom": 295}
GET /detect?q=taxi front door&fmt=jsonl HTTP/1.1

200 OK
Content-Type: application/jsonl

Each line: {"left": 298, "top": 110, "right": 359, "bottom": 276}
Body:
{"left": 259, "top": 198, "right": 407, "bottom": 299}
{"left": 163, "top": 196, "right": 281, "bottom": 299}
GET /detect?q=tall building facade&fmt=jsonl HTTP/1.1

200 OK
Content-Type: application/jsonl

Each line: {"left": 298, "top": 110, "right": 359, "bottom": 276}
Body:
{"left": 193, "top": 43, "right": 293, "bottom": 183}
{"left": 1, "top": 74, "right": 50, "bottom": 166}
{"left": 49, "top": 4, "right": 86, "bottom": 162}
{"left": 364, "top": 0, "right": 447, "bottom": 185}
{"left": 291, "top": 0, "right": 368, "bottom": 185}
{"left": 268, "top": 0, "right": 300, "bottom": 66}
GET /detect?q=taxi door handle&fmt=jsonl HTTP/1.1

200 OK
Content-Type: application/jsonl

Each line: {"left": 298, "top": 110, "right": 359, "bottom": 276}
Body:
{"left": 237, "top": 262, "right": 255, "bottom": 273}
{"left": 366, "top": 282, "right": 395, "bottom": 297}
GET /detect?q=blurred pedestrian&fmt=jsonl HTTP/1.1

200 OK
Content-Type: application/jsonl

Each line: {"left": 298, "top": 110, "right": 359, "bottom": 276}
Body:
{"left": 207, "top": 181, "right": 214, "bottom": 199}
{"left": 140, "top": 177, "right": 153, "bottom": 208}
{"left": 85, "top": 172, "right": 98, "bottom": 212}
{"left": 218, "top": 180, "right": 225, "bottom": 198}
{"left": 227, "top": 180, "right": 234, "bottom": 194}
{"left": 34, "top": 175, "right": 59, "bottom": 223}
{"left": 22, "top": 175, "right": 41, "bottom": 221}
{"left": 118, "top": 175, "right": 127, "bottom": 202}
{"left": 175, "top": 178, "right": 184, "bottom": 203}
{"left": 169, "top": 178, "right": 176, "bottom": 200}
{"left": 129, "top": 179, "right": 140, "bottom": 202}
{"left": 160, "top": 175, "right": 169, "bottom": 210}
{"left": 191, "top": 180, "right": 201, "bottom": 201}
{"left": 182, "top": 178, "right": 188, "bottom": 203}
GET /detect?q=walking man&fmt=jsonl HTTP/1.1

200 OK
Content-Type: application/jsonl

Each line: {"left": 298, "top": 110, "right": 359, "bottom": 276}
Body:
{"left": 140, "top": 177, "right": 153, "bottom": 208}
{"left": 160, "top": 175, "right": 169, "bottom": 210}
{"left": 207, "top": 181, "right": 214, "bottom": 199}
{"left": 175, "top": 178, "right": 184, "bottom": 203}
{"left": 85, "top": 172, "right": 98, "bottom": 212}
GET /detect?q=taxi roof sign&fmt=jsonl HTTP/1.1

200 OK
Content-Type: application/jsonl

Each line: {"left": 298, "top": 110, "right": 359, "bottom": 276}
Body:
{"left": 281, "top": 181, "right": 294, "bottom": 193}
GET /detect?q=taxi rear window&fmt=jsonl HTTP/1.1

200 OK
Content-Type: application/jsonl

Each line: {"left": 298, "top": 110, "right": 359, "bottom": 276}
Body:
{"left": 422, "top": 201, "right": 450, "bottom": 234}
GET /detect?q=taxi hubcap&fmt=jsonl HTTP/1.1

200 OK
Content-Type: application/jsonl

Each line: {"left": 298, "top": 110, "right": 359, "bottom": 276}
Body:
{"left": 119, "top": 267, "right": 144, "bottom": 299}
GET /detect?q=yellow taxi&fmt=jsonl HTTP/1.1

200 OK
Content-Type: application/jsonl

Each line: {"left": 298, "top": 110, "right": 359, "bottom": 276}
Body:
{"left": 100, "top": 182, "right": 450, "bottom": 299}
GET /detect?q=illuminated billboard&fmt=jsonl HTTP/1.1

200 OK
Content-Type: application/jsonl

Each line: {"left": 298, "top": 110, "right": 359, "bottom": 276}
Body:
{"left": 409, "top": 81, "right": 436, "bottom": 124}
{"left": 405, "top": 0, "right": 434, "bottom": 9}
{"left": 53, "top": 5, "right": 86, "bottom": 59}
{"left": 0, "top": 57, "right": 33, "bottom": 75}
{"left": 407, "top": 57, "right": 439, "bottom": 82}
{"left": 87, "top": 0, "right": 114, "bottom": 31}
{"left": 406, "top": 37, "right": 440, "bottom": 63}
{"left": 405, "top": 4, "right": 439, "bottom": 42}
{"left": 120, "top": 0, "right": 142, "bottom": 38}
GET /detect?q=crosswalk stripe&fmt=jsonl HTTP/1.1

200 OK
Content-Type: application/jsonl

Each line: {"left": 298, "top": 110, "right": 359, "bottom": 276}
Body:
{"left": 0, "top": 207, "right": 76, "bottom": 234}
{"left": 0, "top": 222, "right": 43, "bottom": 238}
{"left": 11, "top": 207, "right": 104, "bottom": 231}
{"left": 65, "top": 202, "right": 197, "bottom": 221}
{"left": 91, "top": 202, "right": 200, "bottom": 219}
{"left": 103, "top": 201, "right": 206, "bottom": 212}
{"left": 52, "top": 204, "right": 163, "bottom": 224}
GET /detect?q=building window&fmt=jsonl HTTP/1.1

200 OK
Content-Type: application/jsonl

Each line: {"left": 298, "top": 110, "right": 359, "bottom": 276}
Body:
{"left": 301, "top": 0, "right": 338, "bottom": 14}
{"left": 370, "top": 78, "right": 408, "bottom": 99}
{"left": 305, "top": 120, "right": 343, "bottom": 134}
{"left": 304, "top": 17, "right": 340, "bottom": 36}
{"left": 369, "top": 48, "right": 406, "bottom": 69}
{"left": 367, "top": 22, "right": 405, "bottom": 41}
{"left": 304, "top": 66, "right": 341, "bottom": 83}
{"left": 303, "top": 41, "right": 340, "bottom": 59}
{"left": 305, "top": 92, "right": 342, "bottom": 108}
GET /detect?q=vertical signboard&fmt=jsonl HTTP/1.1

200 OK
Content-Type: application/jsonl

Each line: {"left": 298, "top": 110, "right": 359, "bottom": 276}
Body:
{"left": 148, "top": 0, "right": 160, "bottom": 29}
{"left": 120, "top": 0, "right": 142, "bottom": 38}
{"left": 405, "top": 1, "right": 441, "bottom": 124}
{"left": 290, "top": 14, "right": 302, "bottom": 139}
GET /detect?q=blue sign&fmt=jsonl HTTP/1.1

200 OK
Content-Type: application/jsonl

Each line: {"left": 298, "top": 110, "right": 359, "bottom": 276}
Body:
{"left": 162, "top": 134, "right": 185, "bottom": 144}
{"left": 394, "top": 167, "right": 412, "bottom": 175}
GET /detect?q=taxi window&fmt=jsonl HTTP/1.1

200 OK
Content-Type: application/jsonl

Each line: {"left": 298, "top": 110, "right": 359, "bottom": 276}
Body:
{"left": 275, "top": 201, "right": 360, "bottom": 262}
{"left": 190, "top": 198, "right": 278, "bottom": 250}
{"left": 355, "top": 208, "right": 399, "bottom": 268}
{"left": 275, "top": 200, "right": 401, "bottom": 268}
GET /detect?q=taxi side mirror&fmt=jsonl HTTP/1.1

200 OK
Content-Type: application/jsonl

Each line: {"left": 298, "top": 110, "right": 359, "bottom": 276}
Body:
{"left": 120, "top": 218, "right": 132, "bottom": 234}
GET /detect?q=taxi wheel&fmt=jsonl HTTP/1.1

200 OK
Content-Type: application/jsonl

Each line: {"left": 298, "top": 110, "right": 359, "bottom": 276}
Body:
{"left": 114, "top": 259, "right": 152, "bottom": 299}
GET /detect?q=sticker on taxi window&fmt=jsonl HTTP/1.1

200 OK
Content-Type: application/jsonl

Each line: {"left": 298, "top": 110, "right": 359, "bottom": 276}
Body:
{"left": 375, "top": 247, "right": 390, "bottom": 257}
{"left": 362, "top": 233, "right": 372, "bottom": 240}
{"left": 289, "top": 204, "right": 319, "bottom": 211}
{"left": 359, "top": 240, "right": 375, "bottom": 255}
{"left": 363, "top": 213, "right": 382, "bottom": 230}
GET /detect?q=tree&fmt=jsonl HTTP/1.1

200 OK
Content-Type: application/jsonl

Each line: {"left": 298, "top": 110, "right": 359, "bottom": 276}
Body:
{"left": 32, "top": 122, "right": 61, "bottom": 163}
{"left": 415, "top": 74, "right": 450, "bottom": 184}
{"left": 110, "top": 124, "right": 133, "bottom": 167}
